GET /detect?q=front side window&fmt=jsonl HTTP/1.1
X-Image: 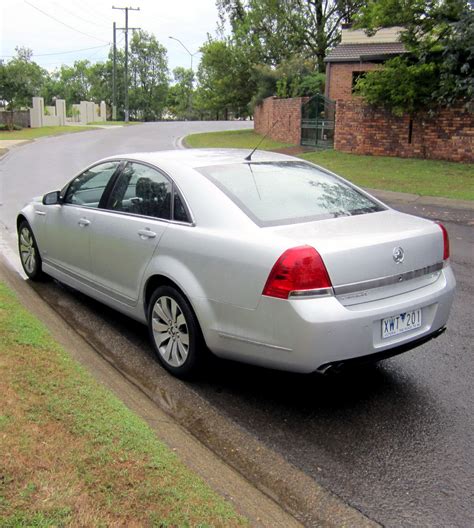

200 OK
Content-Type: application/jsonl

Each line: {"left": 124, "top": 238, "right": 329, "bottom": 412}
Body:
{"left": 198, "top": 161, "right": 385, "bottom": 227}
{"left": 64, "top": 162, "right": 120, "bottom": 208}
{"left": 106, "top": 162, "right": 172, "bottom": 220}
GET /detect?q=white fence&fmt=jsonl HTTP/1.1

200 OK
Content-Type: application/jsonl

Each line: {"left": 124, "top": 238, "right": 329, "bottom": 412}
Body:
{"left": 30, "top": 97, "right": 107, "bottom": 128}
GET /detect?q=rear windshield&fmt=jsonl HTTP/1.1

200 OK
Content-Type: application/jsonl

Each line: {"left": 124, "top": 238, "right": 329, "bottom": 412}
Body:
{"left": 198, "top": 161, "right": 385, "bottom": 226}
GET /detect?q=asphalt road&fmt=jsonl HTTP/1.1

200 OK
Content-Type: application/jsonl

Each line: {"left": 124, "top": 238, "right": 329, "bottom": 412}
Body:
{"left": 1, "top": 123, "right": 473, "bottom": 527}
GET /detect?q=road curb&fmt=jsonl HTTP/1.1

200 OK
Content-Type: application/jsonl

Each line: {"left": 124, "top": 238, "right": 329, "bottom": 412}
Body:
{"left": 365, "top": 187, "right": 474, "bottom": 211}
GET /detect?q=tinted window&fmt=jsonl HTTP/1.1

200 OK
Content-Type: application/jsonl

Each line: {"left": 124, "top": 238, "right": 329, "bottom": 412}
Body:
{"left": 198, "top": 161, "right": 384, "bottom": 226}
{"left": 64, "top": 162, "right": 119, "bottom": 207}
{"left": 107, "top": 162, "right": 171, "bottom": 220}
{"left": 173, "top": 193, "right": 190, "bottom": 223}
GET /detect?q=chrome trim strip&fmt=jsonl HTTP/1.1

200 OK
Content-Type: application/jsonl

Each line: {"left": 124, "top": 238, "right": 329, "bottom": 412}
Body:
{"left": 289, "top": 287, "right": 334, "bottom": 299}
{"left": 218, "top": 332, "right": 292, "bottom": 352}
{"left": 334, "top": 262, "right": 444, "bottom": 296}
{"left": 61, "top": 203, "right": 195, "bottom": 227}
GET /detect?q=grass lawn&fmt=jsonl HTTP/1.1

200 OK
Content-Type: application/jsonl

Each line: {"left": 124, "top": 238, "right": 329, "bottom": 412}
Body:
{"left": 0, "top": 282, "right": 246, "bottom": 527}
{"left": 185, "top": 129, "right": 474, "bottom": 201}
{"left": 301, "top": 151, "right": 474, "bottom": 201}
{"left": 89, "top": 121, "right": 142, "bottom": 126}
{"left": 0, "top": 126, "right": 99, "bottom": 141}
{"left": 185, "top": 128, "right": 293, "bottom": 151}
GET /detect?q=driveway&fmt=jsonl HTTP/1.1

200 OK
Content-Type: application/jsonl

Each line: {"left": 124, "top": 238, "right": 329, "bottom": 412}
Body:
{"left": 1, "top": 123, "right": 473, "bottom": 527}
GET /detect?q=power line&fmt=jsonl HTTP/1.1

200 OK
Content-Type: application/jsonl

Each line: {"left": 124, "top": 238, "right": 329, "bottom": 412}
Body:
{"left": 23, "top": 0, "right": 109, "bottom": 43}
{"left": 78, "top": 0, "right": 113, "bottom": 24}
{"left": 0, "top": 44, "right": 109, "bottom": 58}
{"left": 51, "top": 1, "right": 110, "bottom": 30}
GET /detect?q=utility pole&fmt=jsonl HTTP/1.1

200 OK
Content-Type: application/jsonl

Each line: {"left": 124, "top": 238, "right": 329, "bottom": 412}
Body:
{"left": 112, "top": 6, "right": 140, "bottom": 122}
{"left": 112, "top": 21, "right": 117, "bottom": 120}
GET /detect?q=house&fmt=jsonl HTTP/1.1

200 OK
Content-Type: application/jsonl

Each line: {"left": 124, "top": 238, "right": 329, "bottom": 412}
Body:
{"left": 254, "top": 25, "right": 473, "bottom": 162}
{"left": 324, "top": 26, "right": 407, "bottom": 101}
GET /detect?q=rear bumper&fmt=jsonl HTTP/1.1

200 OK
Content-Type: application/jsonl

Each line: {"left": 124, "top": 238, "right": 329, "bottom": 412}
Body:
{"left": 203, "top": 266, "right": 456, "bottom": 373}
{"left": 316, "top": 326, "right": 447, "bottom": 374}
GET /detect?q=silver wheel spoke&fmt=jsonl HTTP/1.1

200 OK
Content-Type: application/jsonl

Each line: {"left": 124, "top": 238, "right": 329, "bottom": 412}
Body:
{"left": 170, "top": 299, "right": 178, "bottom": 323}
{"left": 161, "top": 297, "right": 173, "bottom": 322}
{"left": 153, "top": 303, "right": 170, "bottom": 324}
{"left": 156, "top": 331, "right": 171, "bottom": 346}
{"left": 165, "top": 339, "right": 173, "bottom": 361}
{"left": 176, "top": 314, "right": 186, "bottom": 328}
{"left": 177, "top": 341, "right": 188, "bottom": 362}
{"left": 179, "top": 332, "right": 189, "bottom": 346}
{"left": 152, "top": 319, "right": 168, "bottom": 333}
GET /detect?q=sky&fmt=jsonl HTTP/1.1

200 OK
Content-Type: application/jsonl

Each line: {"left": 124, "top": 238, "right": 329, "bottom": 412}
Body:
{"left": 0, "top": 0, "right": 223, "bottom": 75}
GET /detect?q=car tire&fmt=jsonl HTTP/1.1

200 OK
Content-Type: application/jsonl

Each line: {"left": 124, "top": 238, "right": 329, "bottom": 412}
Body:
{"left": 18, "top": 220, "right": 47, "bottom": 281}
{"left": 148, "top": 285, "right": 204, "bottom": 379}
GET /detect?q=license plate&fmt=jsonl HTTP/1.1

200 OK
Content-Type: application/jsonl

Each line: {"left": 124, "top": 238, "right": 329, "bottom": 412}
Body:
{"left": 382, "top": 309, "right": 422, "bottom": 339}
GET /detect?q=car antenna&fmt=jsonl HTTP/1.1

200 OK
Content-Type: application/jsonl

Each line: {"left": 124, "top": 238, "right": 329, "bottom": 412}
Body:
{"left": 244, "top": 117, "right": 281, "bottom": 162}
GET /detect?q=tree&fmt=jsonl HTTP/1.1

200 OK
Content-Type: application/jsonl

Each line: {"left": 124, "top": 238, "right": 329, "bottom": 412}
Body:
{"left": 354, "top": 0, "right": 473, "bottom": 114}
{"left": 195, "top": 39, "right": 255, "bottom": 119}
{"left": 166, "top": 67, "right": 195, "bottom": 120}
{"left": 129, "top": 30, "right": 169, "bottom": 121}
{"left": 0, "top": 47, "right": 45, "bottom": 129}
{"left": 217, "top": 0, "right": 366, "bottom": 71}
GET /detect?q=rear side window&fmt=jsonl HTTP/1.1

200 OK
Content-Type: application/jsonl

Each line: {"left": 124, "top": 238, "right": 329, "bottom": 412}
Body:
{"left": 106, "top": 162, "right": 172, "bottom": 220}
{"left": 198, "top": 161, "right": 385, "bottom": 226}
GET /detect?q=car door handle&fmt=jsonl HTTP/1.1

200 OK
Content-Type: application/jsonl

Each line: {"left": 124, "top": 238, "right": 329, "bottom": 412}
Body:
{"left": 78, "top": 218, "right": 90, "bottom": 227}
{"left": 137, "top": 229, "right": 156, "bottom": 239}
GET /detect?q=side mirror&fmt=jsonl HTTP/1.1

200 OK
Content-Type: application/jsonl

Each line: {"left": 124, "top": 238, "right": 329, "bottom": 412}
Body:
{"left": 42, "top": 191, "right": 61, "bottom": 205}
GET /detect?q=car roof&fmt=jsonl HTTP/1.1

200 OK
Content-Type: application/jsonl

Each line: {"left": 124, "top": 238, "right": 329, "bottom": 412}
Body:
{"left": 101, "top": 148, "right": 296, "bottom": 169}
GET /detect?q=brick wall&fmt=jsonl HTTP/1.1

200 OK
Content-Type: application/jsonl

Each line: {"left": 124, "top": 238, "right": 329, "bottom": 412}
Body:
{"left": 326, "top": 62, "right": 380, "bottom": 101}
{"left": 335, "top": 100, "right": 474, "bottom": 163}
{"left": 254, "top": 96, "right": 307, "bottom": 145}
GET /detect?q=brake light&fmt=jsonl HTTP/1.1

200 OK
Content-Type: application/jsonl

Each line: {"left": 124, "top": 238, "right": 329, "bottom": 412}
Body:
{"left": 437, "top": 222, "right": 450, "bottom": 260}
{"left": 262, "top": 245, "right": 332, "bottom": 299}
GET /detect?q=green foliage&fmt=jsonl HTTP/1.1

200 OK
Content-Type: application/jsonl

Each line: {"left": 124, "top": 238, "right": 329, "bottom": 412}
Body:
{"left": 195, "top": 39, "right": 255, "bottom": 119}
{"left": 355, "top": 0, "right": 473, "bottom": 113}
{"left": 42, "top": 31, "right": 169, "bottom": 121}
{"left": 434, "top": 7, "right": 474, "bottom": 106}
{"left": 218, "top": 0, "right": 365, "bottom": 71}
{"left": 355, "top": 57, "right": 438, "bottom": 116}
{"left": 250, "top": 57, "right": 325, "bottom": 108}
{"left": 0, "top": 47, "right": 46, "bottom": 129}
{"left": 129, "top": 30, "right": 169, "bottom": 121}
{"left": 166, "top": 67, "right": 195, "bottom": 120}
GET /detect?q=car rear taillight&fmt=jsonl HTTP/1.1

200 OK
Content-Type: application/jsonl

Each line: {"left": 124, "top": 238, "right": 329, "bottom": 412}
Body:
{"left": 437, "top": 222, "right": 450, "bottom": 260}
{"left": 262, "top": 245, "right": 332, "bottom": 299}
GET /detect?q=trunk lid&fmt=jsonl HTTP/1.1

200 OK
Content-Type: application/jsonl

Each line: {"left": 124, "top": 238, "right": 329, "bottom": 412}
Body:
{"left": 269, "top": 210, "right": 444, "bottom": 305}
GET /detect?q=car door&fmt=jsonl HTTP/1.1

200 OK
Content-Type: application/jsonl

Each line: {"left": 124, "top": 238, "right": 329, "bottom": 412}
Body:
{"left": 88, "top": 161, "right": 172, "bottom": 305}
{"left": 43, "top": 161, "right": 121, "bottom": 280}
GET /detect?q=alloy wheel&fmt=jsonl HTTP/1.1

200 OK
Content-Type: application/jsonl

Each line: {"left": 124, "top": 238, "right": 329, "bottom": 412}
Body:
{"left": 19, "top": 226, "right": 37, "bottom": 275}
{"left": 151, "top": 295, "right": 190, "bottom": 367}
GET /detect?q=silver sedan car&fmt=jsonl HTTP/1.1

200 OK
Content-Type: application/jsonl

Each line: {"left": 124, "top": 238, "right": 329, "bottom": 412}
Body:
{"left": 17, "top": 149, "right": 455, "bottom": 378}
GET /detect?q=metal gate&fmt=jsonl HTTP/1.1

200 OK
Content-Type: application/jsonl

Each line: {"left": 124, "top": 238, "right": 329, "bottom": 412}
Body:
{"left": 301, "top": 94, "right": 336, "bottom": 148}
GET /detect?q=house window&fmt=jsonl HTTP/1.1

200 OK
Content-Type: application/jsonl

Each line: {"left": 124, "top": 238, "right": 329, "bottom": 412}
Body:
{"left": 352, "top": 71, "right": 367, "bottom": 93}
